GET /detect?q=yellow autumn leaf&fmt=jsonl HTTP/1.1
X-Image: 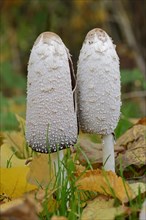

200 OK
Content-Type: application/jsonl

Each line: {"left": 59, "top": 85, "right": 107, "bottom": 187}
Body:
{"left": 3, "top": 131, "right": 32, "bottom": 159}
{"left": 3, "top": 115, "right": 32, "bottom": 159}
{"left": 0, "top": 167, "right": 37, "bottom": 199}
{"left": 0, "top": 143, "right": 27, "bottom": 167}
{"left": 15, "top": 114, "right": 26, "bottom": 131}
{"left": 81, "top": 196, "right": 127, "bottom": 220}
{"left": 76, "top": 169, "right": 134, "bottom": 203}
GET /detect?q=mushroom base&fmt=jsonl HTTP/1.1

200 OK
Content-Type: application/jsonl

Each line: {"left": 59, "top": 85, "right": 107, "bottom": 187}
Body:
{"left": 102, "top": 134, "right": 115, "bottom": 172}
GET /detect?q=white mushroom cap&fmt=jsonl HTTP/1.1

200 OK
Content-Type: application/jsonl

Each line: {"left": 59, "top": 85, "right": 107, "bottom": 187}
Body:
{"left": 26, "top": 32, "right": 77, "bottom": 153}
{"left": 77, "top": 28, "right": 121, "bottom": 135}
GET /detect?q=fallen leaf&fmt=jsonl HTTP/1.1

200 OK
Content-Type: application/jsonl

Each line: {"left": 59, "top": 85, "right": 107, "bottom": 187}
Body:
{"left": 27, "top": 154, "right": 54, "bottom": 188}
{"left": 15, "top": 114, "right": 26, "bottom": 131}
{"left": 115, "top": 124, "right": 146, "bottom": 175}
{"left": 3, "top": 131, "right": 32, "bottom": 159}
{"left": 129, "top": 182, "right": 146, "bottom": 198}
{"left": 76, "top": 169, "right": 134, "bottom": 203}
{"left": 51, "top": 216, "right": 67, "bottom": 220}
{"left": 115, "top": 124, "right": 145, "bottom": 150}
{"left": 77, "top": 138, "right": 103, "bottom": 165}
{"left": 3, "top": 115, "right": 32, "bottom": 159}
{"left": 28, "top": 188, "right": 58, "bottom": 214}
{"left": 136, "top": 117, "right": 146, "bottom": 125}
{"left": 0, "top": 167, "right": 37, "bottom": 199}
{"left": 116, "top": 146, "right": 146, "bottom": 170}
{"left": 75, "top": 163, "right": 86, "bottom": 173}
{"left": 0, "top": 193, "right": 11, "bottom": 204}
{"left": 76, "top": 122, "right": 145, "bottom": 171}
{"left": 81, "top": 196, "right": 127, "bottom": 220}
{"left": 0, "top": 197, "right": 39, "bottom": 220}
{"left": 0, "top": 143, "right": 27, "bottom": 168}
{"left": 77, "top": 136, "right": 124, "bottom": 168}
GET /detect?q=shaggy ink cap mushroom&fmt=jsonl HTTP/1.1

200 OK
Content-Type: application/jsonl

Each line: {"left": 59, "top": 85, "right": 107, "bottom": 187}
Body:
{"left": 77, "top": 28, "right": 121, "bottom": 135}
{"left": 26, "top": 32, "right": 78, "bottom": 154}
{"left": 77, "top": 28, "right": 121, "bottom": 171}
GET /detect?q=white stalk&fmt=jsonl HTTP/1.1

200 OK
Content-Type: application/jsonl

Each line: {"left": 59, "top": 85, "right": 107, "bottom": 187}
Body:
{"left": 102, "top": 134, "right": 115, "bottom": 172}
{"left": 51, "top": 150, "right": 65, "bottom": 175}
{"left": 51, "top": 150, "right": 70, "bottom": 206}
{"left": 51, "top": 150, "right": 70, "bottom": 187}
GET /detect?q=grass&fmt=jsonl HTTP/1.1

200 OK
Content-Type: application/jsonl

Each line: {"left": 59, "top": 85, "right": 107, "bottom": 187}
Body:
{"left": 6, "top": 152, "right": 16, "bottom": 168}
{"left": 1, "top": 114, "right": 145, "bottom": 219}
{"left": 37, "top": 148, "right": 84, "bottom": 219}
{"left": 33, "top": 146, "right": 144, "bottom": 219}
{"left": 2, "top": 132, "right": 145, "bottom": 219}
{"left": 1, "top": 66, "right": 146, "bottom": 218}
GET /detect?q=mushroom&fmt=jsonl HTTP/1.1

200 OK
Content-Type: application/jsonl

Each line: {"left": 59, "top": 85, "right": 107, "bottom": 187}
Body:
{"left": 26, "top": 32, "right": 78, "bottom": 174}
{"left": 77, "top": 28, "right": 121, "bottom": 172}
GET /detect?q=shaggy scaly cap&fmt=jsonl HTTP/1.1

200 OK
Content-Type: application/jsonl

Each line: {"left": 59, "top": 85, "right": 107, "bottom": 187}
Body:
{"left": 77, "top": 28, "right": 121, "bottom": 135}
{"left": 26, "top": 32, "right": 77, "bottom": 153}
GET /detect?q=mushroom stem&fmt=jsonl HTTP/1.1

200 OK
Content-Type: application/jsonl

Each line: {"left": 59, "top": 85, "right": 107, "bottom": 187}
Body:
{"left": 51, "top": 150, "right": 65, "bottom": 175}
{"left": 51, "top": 150, "right": 70, "bottom": 193}
{"left": 102, "top": 134, "right": 115, "bottom": 172}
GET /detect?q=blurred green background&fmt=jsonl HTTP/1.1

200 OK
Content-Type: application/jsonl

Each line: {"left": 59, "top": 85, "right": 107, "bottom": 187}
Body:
{"left": 0, "top": 0, "right": 146, "bottom": 137}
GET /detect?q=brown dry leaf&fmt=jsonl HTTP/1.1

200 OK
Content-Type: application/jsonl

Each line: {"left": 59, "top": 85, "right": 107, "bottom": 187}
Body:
{"left": 115, "top": 124, "right": 145, "bottom": 150}
{"left": 81, "top": 196, "right": 127, "bottom": 220}
{"left": 136, "top": 117, "right": 146, "bottom": 125}
{"left": 116, "top": 145, "right": 145, "bottom": 170}
{"left": 0, "top": 197, "right": 39, "bottom": 220}
{"left": 27, "top": 154, "right": 54, "bottom": 187}
{"left": 27, "top": 151, "right": 68, "bottom": 189}
{"left": 115, "top": 124, "right": 146, "bottom": 171}
{"left": 51, "top": 216, "right": 67, "bottom": 220}
{"left": 0, "top": 188, "right": 58, "bottom": 218}
{"left": 75, "top": 163, "right": 86, "bottom": 173}
{"left": 77, "top": 135, "right": 124, "bottom": 168}
{"left": 76, "top": 169, "right": 134, "bottom": 203}
{"left": 77, "top": 138, "right": 103, "bottom": 164}
{"left": 28, "top": 188, "right": 58, "bottom": 214}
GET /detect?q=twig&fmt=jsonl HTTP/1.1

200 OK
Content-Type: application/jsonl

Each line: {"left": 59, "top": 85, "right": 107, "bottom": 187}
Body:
{"left": 122, "top": 91, "right": 146, "bottom": 100}
{"left": 112, "top": 0, "right": 146, "bottom": 79}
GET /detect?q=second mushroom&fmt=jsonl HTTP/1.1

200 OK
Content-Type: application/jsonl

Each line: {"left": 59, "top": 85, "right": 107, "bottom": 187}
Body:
{"left": 77, "top": 28, "right": 121, "bottom": 172}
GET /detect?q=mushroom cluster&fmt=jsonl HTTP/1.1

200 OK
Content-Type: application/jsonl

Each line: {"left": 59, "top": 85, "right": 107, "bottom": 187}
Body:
{"left": 26, "top": 32, "right": 77, "bottom": 154}
{"left": 77, "top": 28, "right": 121, "bottom": 171}
{"left": 26, "top": 29, "right": 121, "bottom": 173}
